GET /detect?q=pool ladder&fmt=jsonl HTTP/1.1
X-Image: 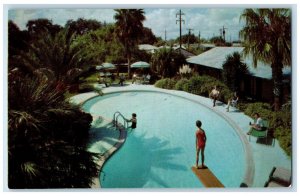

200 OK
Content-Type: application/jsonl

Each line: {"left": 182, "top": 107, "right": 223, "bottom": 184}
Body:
{"left": 113, "top": 111, "right": 129, "bottom": 130}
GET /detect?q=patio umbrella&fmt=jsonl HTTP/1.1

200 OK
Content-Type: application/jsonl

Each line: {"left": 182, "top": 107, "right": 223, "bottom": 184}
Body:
{"left": 101, "top": 62, "right": 115, "bottom": 69}
{"left": 130, "top": 61, "right": 150, "bottom": 68}
{"left": 96, "top": 65, "right": 102, "bottom": 70}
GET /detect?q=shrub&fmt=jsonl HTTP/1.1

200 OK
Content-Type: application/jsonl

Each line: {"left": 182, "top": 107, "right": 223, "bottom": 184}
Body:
{"left": 244, "top": 102, "right": 272, "bottom": 121}
{"left": 174, "top": 78, "right": 189, "bottom": 91}
{"left": 274, "top": 125, "right": 292, "bottom": 157}
{"left": 244, "top": 102, "right": 292, "bottom": 156}
{"left": 154, "top": 78, "right": 176, "bottom": 89}
{"left": 271, "top": 107, "right": 292, "bottom": 156}
{"left": 156, "top": 75, "right": 233, "bottom": 103}
{"left": 8, "top": 75, "right": 98, "bottom": 188}
{"left": 182, "top": 75, "right": 232, "bottom": 103}
{"left": 79, "top": 83, "right": 95, "bottom": 93}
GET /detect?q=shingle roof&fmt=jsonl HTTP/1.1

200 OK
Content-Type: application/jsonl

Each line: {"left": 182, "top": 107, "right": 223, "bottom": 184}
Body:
{"left": 187, "top": 47, "right": 291, "bottom": 79}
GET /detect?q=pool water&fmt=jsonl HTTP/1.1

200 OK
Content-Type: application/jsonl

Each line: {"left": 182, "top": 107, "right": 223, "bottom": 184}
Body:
{"left": 83, "top": 91, "right": 245, "bottom": 188}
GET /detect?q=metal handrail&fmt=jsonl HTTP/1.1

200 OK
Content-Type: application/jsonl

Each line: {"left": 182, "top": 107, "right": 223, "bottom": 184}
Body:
{"left": 113, "top": 111, "right": 128, "bottom": 129}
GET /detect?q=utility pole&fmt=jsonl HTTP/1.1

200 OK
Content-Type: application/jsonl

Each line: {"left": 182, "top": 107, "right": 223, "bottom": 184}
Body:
{"left": 164, "top": 29, "right": 167, "bottom": 42}
{"left": 176, "top": 9, "right": 185, "bottom": 49}
{"left": 198, "top": 30, "right": 201, "bottom": 48}
{"left": 222, "top": 26, "right": 227, "bottom": 42}
{"left": 219, "top": 28, "right": 223, "bottom": 39}
{"left": 187, "top": 28, "right": 193, "bottom": 49}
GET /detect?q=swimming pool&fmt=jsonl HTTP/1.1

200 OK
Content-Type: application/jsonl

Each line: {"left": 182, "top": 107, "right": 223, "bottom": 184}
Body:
{"left": 83, "top": 91, "right": 245, "bottom": 188}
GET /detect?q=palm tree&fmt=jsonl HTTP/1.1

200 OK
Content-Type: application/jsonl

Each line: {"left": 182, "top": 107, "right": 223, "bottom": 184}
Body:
{"left": 18, "top": 27, "right": 97, "bottom": 90}
{"left": 114, "top": 9, "right": 145, "bottom": 77}
{"left": 8, "top": 72, "right": 98, "bottom": 188}
{"left": 240, "top": 9, "right": 291, "bottom": 111}
{"left": 222, "top": 52, "right": 249, "bottom": 92}
{"left": 151, "top": 48, "right": 186, "bottom": 78}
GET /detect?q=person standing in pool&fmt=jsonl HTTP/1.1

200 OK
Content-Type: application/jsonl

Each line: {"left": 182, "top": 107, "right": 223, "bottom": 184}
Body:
{"left": 195, "top": 120, "right": 207, "bottom": 169}
{"left": 127, "top": 113, "right": 137, "bottom": 129}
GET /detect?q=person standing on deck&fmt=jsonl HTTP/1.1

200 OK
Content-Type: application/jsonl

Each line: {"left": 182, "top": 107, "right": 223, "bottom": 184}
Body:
{"left": 195, "top": 120, "right": 207, "bottom": 169}
{"left": 209, "top": 86, "right": 220, "bottom": 107}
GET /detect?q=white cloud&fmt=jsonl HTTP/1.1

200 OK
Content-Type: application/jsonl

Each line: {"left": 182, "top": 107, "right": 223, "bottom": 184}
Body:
{"left": 144, "top": 8, "right": 244, "bottom": 41}
{"left": 143, "top": 9, "right": 178, "bottom": 40}
{"left": 8, "top": 9, "right": 116, "bottom": 30}
{"left": 8, "top": 8, "right": 245, "bottom": 41}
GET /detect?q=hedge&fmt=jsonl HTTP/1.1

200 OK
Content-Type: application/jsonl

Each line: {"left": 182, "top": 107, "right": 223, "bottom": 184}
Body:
{"left": 155, "top": 75, "right": 233, "bottom": 103}
{"left": 154, "top": 78, "right": 177, "bottom": 89}
{"left": 244, "top": 102, "right": 292, "bottom": 156}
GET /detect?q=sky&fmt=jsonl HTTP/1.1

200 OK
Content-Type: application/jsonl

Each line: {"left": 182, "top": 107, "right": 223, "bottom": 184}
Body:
{"left": 8, "top": 7, "right": 245, "bottom": 41}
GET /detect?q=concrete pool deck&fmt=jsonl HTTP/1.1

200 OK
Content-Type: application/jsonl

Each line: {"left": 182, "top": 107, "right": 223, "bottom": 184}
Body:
{"left": 70, "top": 84, "right": 291, "bottom": 188}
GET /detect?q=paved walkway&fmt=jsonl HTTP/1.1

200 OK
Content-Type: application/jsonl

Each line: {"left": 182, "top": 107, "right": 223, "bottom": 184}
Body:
{"left": 70, "top": 83, "right": 291, "bottom": 188}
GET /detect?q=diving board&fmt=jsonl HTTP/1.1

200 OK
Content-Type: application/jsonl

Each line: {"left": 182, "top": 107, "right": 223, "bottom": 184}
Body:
{"left": 191, "top": 166, "right": 225, "bottom": 188}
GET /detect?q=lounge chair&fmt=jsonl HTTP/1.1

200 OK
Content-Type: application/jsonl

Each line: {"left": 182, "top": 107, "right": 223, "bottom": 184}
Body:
{"left": 248, "top": 120, "right": 269, "bottom": 143}
{"left": 264, "top": 167, "right": 291, "bottom": 187}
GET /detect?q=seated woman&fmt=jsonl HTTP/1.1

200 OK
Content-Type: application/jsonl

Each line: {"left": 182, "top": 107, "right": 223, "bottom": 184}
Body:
{"left": 226, "top": 92, "right": 239, "bottom": 112}
{"left": 247, "top": 112, "right": 265, "bottom": 135}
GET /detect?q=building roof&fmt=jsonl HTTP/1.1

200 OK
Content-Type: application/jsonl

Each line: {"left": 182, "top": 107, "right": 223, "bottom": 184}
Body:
{"left": 174, "top": 47, "right": 195, "bottom": 58}
{"left": 187, "top": 47, "right": 291, "bottom": 80}
{"left": 200, "top": 43, "right": 216, "bottom": 48}
{"left": 138, "top": 44, "right": 158, "bottom": 53}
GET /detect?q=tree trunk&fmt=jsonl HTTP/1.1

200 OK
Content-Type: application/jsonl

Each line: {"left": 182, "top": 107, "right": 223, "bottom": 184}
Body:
{"left": 271, "top": 60, "right": 283, "bottom": 111}
{"left": 127, "top": 54, "right": 131, "bottom": 79}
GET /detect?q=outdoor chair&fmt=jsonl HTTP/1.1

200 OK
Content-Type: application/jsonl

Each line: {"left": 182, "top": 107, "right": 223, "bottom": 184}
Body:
{"left": 264, "top": 167, "right": 291, "bottom": 187}
{"left": 248, "top": 120, "right": 269, "bottom": 143}
{"left": 143, "top": 75, "right": 151, "bottom": 84}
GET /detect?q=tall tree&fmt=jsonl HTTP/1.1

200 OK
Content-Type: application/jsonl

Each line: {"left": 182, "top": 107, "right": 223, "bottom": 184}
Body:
{"left": 65, "top": 18, "right": 102, "bottom": 39}
{"left": 222, "top": 52, "right": 249, "bottom": 92}
{"left": 240, "top": 9, "right": 291, "bottom": 111}
{"left": 26, "top": 19, "right": 62, "bottom": 39}
{"left": 138, "top": 27, "right": 158, "bottom": 45}
{"left": 20, "top": 28, "right": 95, "bottom": 84}
{"left": 176, "top": 33, "right": 198, "bottom": 44}
{"left": 114, "top": 9, "right": 145, "bottom": 77}
{"left": 8, "top": 21, "right": 30, "bottom": 69}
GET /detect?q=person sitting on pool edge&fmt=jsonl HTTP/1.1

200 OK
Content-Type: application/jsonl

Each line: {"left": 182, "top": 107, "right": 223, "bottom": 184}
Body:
{"left": 195, "top": 120, "right": 207, "bottom": 169}
{"left": 226, "top": 92, "right": 239, "bottom": 112}
{"left": 247, "top": 112, "right": 265, "bottom": 135}
{"left": 127, "top": 113, "right": 137, "bottom": 129}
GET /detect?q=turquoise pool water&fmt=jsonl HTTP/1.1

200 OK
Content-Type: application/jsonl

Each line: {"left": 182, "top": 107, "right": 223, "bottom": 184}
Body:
{"left": 82, "top": 91, "right": 245, "bottom": 188}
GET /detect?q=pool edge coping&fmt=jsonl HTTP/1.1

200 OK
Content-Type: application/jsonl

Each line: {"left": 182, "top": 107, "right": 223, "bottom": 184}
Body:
{"left": 76, "top": 87, "right": 254, "bottom": 188}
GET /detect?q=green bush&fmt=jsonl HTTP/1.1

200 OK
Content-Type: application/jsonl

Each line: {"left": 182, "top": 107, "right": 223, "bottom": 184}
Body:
{"left": 8, "top": 75, "right": 98, "bottom": 188}
{"left": 244, "top": 102, "right": 292, "bottom": 156}
{"left": 156, "top": 75, "right": 233, "bottom": 103}
{"left": 181, "top": 76, "right": 232, "bottom": 103}
{"left": 244, "top": 102, "right": 272, "bottom": 121}
{"left": 274, "top": 126, "right": 292, "bottom": 157}
{"left": 79, "top": 83, "right": 95, "bottom": 93}
{"left": 271, "top": 107, "right": 292, "bottom": 157}
{"left": 154, "top": 78, "right": 177, "bottom": 89}
{"left": 174, "top": 78, "right": 189, "bottom": 91}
